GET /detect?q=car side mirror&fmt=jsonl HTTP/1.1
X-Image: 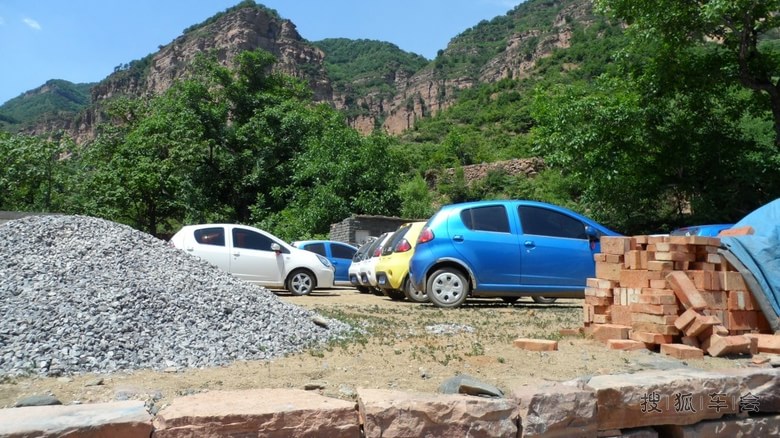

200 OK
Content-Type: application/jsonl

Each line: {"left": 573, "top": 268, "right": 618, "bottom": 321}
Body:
{"left": 271, "top": 243, "right": 281, "bottom": 253}
{"left": 585, "top": 226, "right": 599, "bottom": 242}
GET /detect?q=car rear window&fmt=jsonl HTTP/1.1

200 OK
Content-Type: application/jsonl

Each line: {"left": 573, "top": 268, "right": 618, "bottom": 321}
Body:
{"left": 460, "top": 205, "right": 510, "bottom": 233}
{"left": 303, "top": 243, "right": 327, "bottom": 257}
{"left": 518, "top": 206, "right": 587, "bottom": 239}
{"left": 382, "top": 226, "right": 410, "bottom": 255}
{"left": 194, "top": 227, "right": 225, "bottom": 246}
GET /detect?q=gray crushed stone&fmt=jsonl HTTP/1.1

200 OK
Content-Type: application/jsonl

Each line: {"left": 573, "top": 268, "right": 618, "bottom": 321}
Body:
{"left": 0, "top": 215, "right": 352, "bottom": 377}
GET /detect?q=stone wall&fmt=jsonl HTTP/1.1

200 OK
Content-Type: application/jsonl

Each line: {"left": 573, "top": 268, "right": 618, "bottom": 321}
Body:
{"left": 2, "top": 367, "right": 778, "bottom": 437}
{"left": 426, "top": 158, "right": 545, "bottom": 188}
{"left": 329, "top": 214, "right": 420, "bottom": 246}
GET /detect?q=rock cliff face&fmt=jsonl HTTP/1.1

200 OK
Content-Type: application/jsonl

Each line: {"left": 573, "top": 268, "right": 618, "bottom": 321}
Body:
{"left": 53, "top": 0, "right": 594, "bottom": 142}
{"left": 73, "top": 6, "right": 332, "bottom": 144}
{"left": 349, "top": 1, "right": 594, "bottom": 135}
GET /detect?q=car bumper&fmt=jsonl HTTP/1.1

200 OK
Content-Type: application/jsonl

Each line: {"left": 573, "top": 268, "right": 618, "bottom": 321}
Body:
{"left": 314, "top": 268, "right": 335, "bottom": 289}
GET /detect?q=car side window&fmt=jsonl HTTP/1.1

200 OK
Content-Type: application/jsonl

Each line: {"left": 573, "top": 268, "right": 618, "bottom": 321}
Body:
{"left": 331, "top": 243, "right": 356, "bottom": 259}
{"left": 305, "top": 243, "right": 327, "bottom": 257}
{"left": 232, "top": 228, "right": 276, "bottom": 251}
{"left": 460, "top": 205, "right": 510, "bottom": 233}
{"left": 518, "top": 206, "right": 587, "bottom": 239}
{"left": 194, "top": 227, "right": 225, "bottom": 246}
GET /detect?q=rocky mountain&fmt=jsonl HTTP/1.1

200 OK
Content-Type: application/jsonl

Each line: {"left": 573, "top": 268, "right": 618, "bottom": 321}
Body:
{"left": 0, "top": 0, "right": 601, "bottom": 142}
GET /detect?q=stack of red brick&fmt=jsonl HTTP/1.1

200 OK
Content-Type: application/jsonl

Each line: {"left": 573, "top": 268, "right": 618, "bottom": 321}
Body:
{"left": 583, "top": 232, "right": 779, "bottom": 359}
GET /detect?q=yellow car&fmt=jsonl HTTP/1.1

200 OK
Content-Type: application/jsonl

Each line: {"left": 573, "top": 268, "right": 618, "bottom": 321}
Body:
{"left": 374, "top": 221, "right": 428, "bottom": 302}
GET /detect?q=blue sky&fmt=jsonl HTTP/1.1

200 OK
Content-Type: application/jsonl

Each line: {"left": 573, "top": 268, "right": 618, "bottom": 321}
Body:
{"left": 0, "top": 0, "right": 525, "bottom": 105}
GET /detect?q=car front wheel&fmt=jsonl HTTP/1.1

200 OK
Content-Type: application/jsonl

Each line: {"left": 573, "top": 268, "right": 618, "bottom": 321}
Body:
{"left": 286, "top": 269, "right": 315, "bottom": 296}
{"left": 427, "top": 268, "right": 469, "bottom": 308}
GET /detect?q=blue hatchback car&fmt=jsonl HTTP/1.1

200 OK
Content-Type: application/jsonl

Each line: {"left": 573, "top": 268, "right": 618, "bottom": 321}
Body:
{"left": 291, "top": 240, "right": 357, "bottom": 287}
{"left": 408, "top": 200, "right": 621, "bottom": 308}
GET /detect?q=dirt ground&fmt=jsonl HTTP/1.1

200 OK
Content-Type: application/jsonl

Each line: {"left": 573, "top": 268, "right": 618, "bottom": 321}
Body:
{"left": 0, "top": 289, "right": 753, "bottom": 410}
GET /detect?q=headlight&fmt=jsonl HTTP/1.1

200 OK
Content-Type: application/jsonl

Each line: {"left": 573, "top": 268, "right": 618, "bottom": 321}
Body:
{"left": 316, "top": 254, "right": 332, "bottom": 268}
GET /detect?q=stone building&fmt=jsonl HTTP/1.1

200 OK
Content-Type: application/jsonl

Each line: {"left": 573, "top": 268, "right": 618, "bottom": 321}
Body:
{"left": 329, "top": 214, "right": 421, "bottom": 246}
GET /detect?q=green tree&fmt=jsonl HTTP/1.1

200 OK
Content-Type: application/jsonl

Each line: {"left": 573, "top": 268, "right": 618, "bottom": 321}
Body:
{"left": 596, "top": 0, "right": 780, "bottom": 148}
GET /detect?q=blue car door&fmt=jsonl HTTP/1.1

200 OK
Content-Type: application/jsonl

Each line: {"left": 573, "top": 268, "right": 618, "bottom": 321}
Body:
{"left": 328, "top": 242, "right": 357, "bottom": 283}
{"left": 516, "top": 205, "right": 595, "bottom": 287}
{"left": 450, "top": 204, "right": 522, "bottom": 289}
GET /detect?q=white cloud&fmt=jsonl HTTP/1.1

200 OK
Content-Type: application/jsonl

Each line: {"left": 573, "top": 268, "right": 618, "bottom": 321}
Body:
{"left": 22, "top": 18, "right": 41, "bottom": 30}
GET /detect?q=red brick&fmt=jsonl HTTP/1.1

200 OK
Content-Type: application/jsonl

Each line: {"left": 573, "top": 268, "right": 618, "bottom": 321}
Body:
{"left": 601, "top": 236, "right": 635, "bottom": 255}
{"left": 513, "top": 338, "right": 558, "bottom": 351}
{"left": 696, "top": 324, "right": 729, "bottom": 341}
{"left": 584, "top": 287, "right": 613, "bottom": 298}
{"left": 605, "top": 254, "right": 624, "bottom": 264}
{"left": 620, "top": 270, "right": 649, "bottom": 288}
{"left": 609, "top": 305, "right": 632, "bottom": 326}
{"left": 631, "top": 322, "right": 680, "bottom": 336}
{"left": 592, "top": 324, "right": 631, "bottom": 342}
{"left": 629, "top": 303, "right": 679, "bottom": 315}
{"left": 655, "top": 252, "right": 696, "bottom": 262}
{"left": 719, "top": 272, "right": 747, "bottom": 290}
{"left": 630, "top": 331, "right": 675, "bottom": 345}
{"left": 674, "top": 308, "right": 702, "bottom": 331}
{"left": 586, "top": 278, "right": 616, "bottom": 289}
{"left": 707, "top": 335, "right": 752, "bottom": 357}
{"left": 595, "top": 262, "right": 622, "bottom": 281}
{"left": 647, "top": 260, "right": 674, "bottom": 271}
{"left": 726, "top": 310, "right": 759, "bottom": 331}
{"left": 744, "top": 334, "right": 780, "bottom": 354}
{"left": 667, "top": 271, "right": 708, "bottom": 310}
{"left": 606, "top": 339, "right": 648, "bottom": 351}
{"left": 593, "top": 314, "right": 611, "bottom": 324}
{"left": 727, "top": 290, "right": 756, "bottom": 311}
{"left": 684, "top": 314, "right": 721, "bottom": 337}
{"left": 680, "top": 336, "right": 700, "bottom": 348}
{"left": 585, "top": 295, "right": 611, "bottom": 306}
{"left": 648, "top": 279, "right": 668, "bottom": 289}
{"left": 661, "top": 343, "right": 704, "bottom": 360}
{"left": 631, "top": 313, "right": 677, "bottom": 325}
{"left": 699, "top": 290, "right": 727, "bottom": 310}
{"left": 638, "top": 292, "right": 677, "bottom": 305}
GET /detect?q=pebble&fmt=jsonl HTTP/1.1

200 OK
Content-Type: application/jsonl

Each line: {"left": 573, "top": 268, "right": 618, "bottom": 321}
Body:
{"left": 0, "top": 215, "right": 353, "bottom": 377}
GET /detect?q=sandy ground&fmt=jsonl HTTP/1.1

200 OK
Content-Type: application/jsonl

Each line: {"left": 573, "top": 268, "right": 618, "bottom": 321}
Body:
{"left": 0, "top": 288, "right": 753, "bottom": 410}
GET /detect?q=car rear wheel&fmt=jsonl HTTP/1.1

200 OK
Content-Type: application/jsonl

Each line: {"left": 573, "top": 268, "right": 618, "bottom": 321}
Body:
{"left": 286, "top": 269, "right": 315, "bottom": 296}
{"left": 532, "top": 296, "right": 557, "bottom": 304}
{"left": 403, "top": 277, "right": 429, "bottom": 303}
{"left": 427, "top": 268, "right": 469, "bottom": 308}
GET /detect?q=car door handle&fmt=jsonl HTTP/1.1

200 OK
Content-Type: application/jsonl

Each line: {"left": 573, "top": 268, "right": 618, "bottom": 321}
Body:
{"left": 233, "top": 252, "right": 240, "bottom": 257}
{"left": 453, "top": 235, "right": 464, "bottom": 242}
{"left": 524, "top": 240, "right": 535, "bottom": 248}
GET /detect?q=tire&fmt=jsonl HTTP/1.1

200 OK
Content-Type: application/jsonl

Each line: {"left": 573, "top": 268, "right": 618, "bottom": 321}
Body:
{"left": 427, "top": 268, "right": 469, "bottom": 308}
{"left": 356, "top": 285, "right": 371, "bottom": 294}
{"left": 286, "top": 269, "right": 315, "bottom": 296}
{"left": 403, "top": 277, "right": 429, "bottom": 303}
{"left": 501, "top": 296, "right": 520, "bottom": 304}
{"left": 372, "top": 287, "right": 384, "bottom": 296}
{"left": 385, "top": 289, "right": 406, "bottom": 301}
{"left": 532, "top": 296, "right": 558, "bottom": 304}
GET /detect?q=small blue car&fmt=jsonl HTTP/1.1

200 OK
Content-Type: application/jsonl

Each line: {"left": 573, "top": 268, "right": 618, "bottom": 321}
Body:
{"left": 670, "top": 224, "right": 734, "bottom": 237}
{"left": 291, "top": 240, "right": 357, "bottom": 287}
{"left": 408, "top": 200, "right": 621, "bottom": 308}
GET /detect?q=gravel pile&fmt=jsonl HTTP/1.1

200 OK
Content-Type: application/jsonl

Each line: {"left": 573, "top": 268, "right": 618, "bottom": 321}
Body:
{"left": 0, "top": 215, "right": 352, "bottom": 377}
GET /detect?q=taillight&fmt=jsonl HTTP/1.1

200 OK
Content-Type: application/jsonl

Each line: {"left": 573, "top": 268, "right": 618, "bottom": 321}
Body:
{"left": 373, "top": 246, "right": 382, "bottom": 257}
{"left": 417, "top": 228, "right": 434, "bottom": 244}
{"left": 395, "top": 239, "right": 412, "bottom": 253}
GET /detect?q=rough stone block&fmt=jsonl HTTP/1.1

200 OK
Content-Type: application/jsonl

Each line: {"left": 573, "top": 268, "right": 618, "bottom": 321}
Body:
{"left": 656, "top": 413, "right": 780, "bottom": 437}
{"left": 586, "top": 369, "right": 740, "bottom": 430}
{"left": 358, "top": 388, "right": 517, "bottom": 438}
{"left": 0, "top": 400, "right": 152, "bottom": 438}
{"left": 153, "top": 389, "right": 359, "bottom": 437}
{"left": 511, "top": 382, "right": 597, "bottom": 438}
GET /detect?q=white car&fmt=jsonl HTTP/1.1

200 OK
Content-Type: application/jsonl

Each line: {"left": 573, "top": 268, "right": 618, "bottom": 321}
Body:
{"left": 170, "top": 224, "right": 335, "bottom": 295}
{"left": 358, "top": 232, "right": 394, "bottom": 290}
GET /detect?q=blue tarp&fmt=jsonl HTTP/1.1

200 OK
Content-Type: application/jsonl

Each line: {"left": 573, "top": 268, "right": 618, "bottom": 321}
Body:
{"left": 720, "top": 199, "right": 780, "bottom": 321}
